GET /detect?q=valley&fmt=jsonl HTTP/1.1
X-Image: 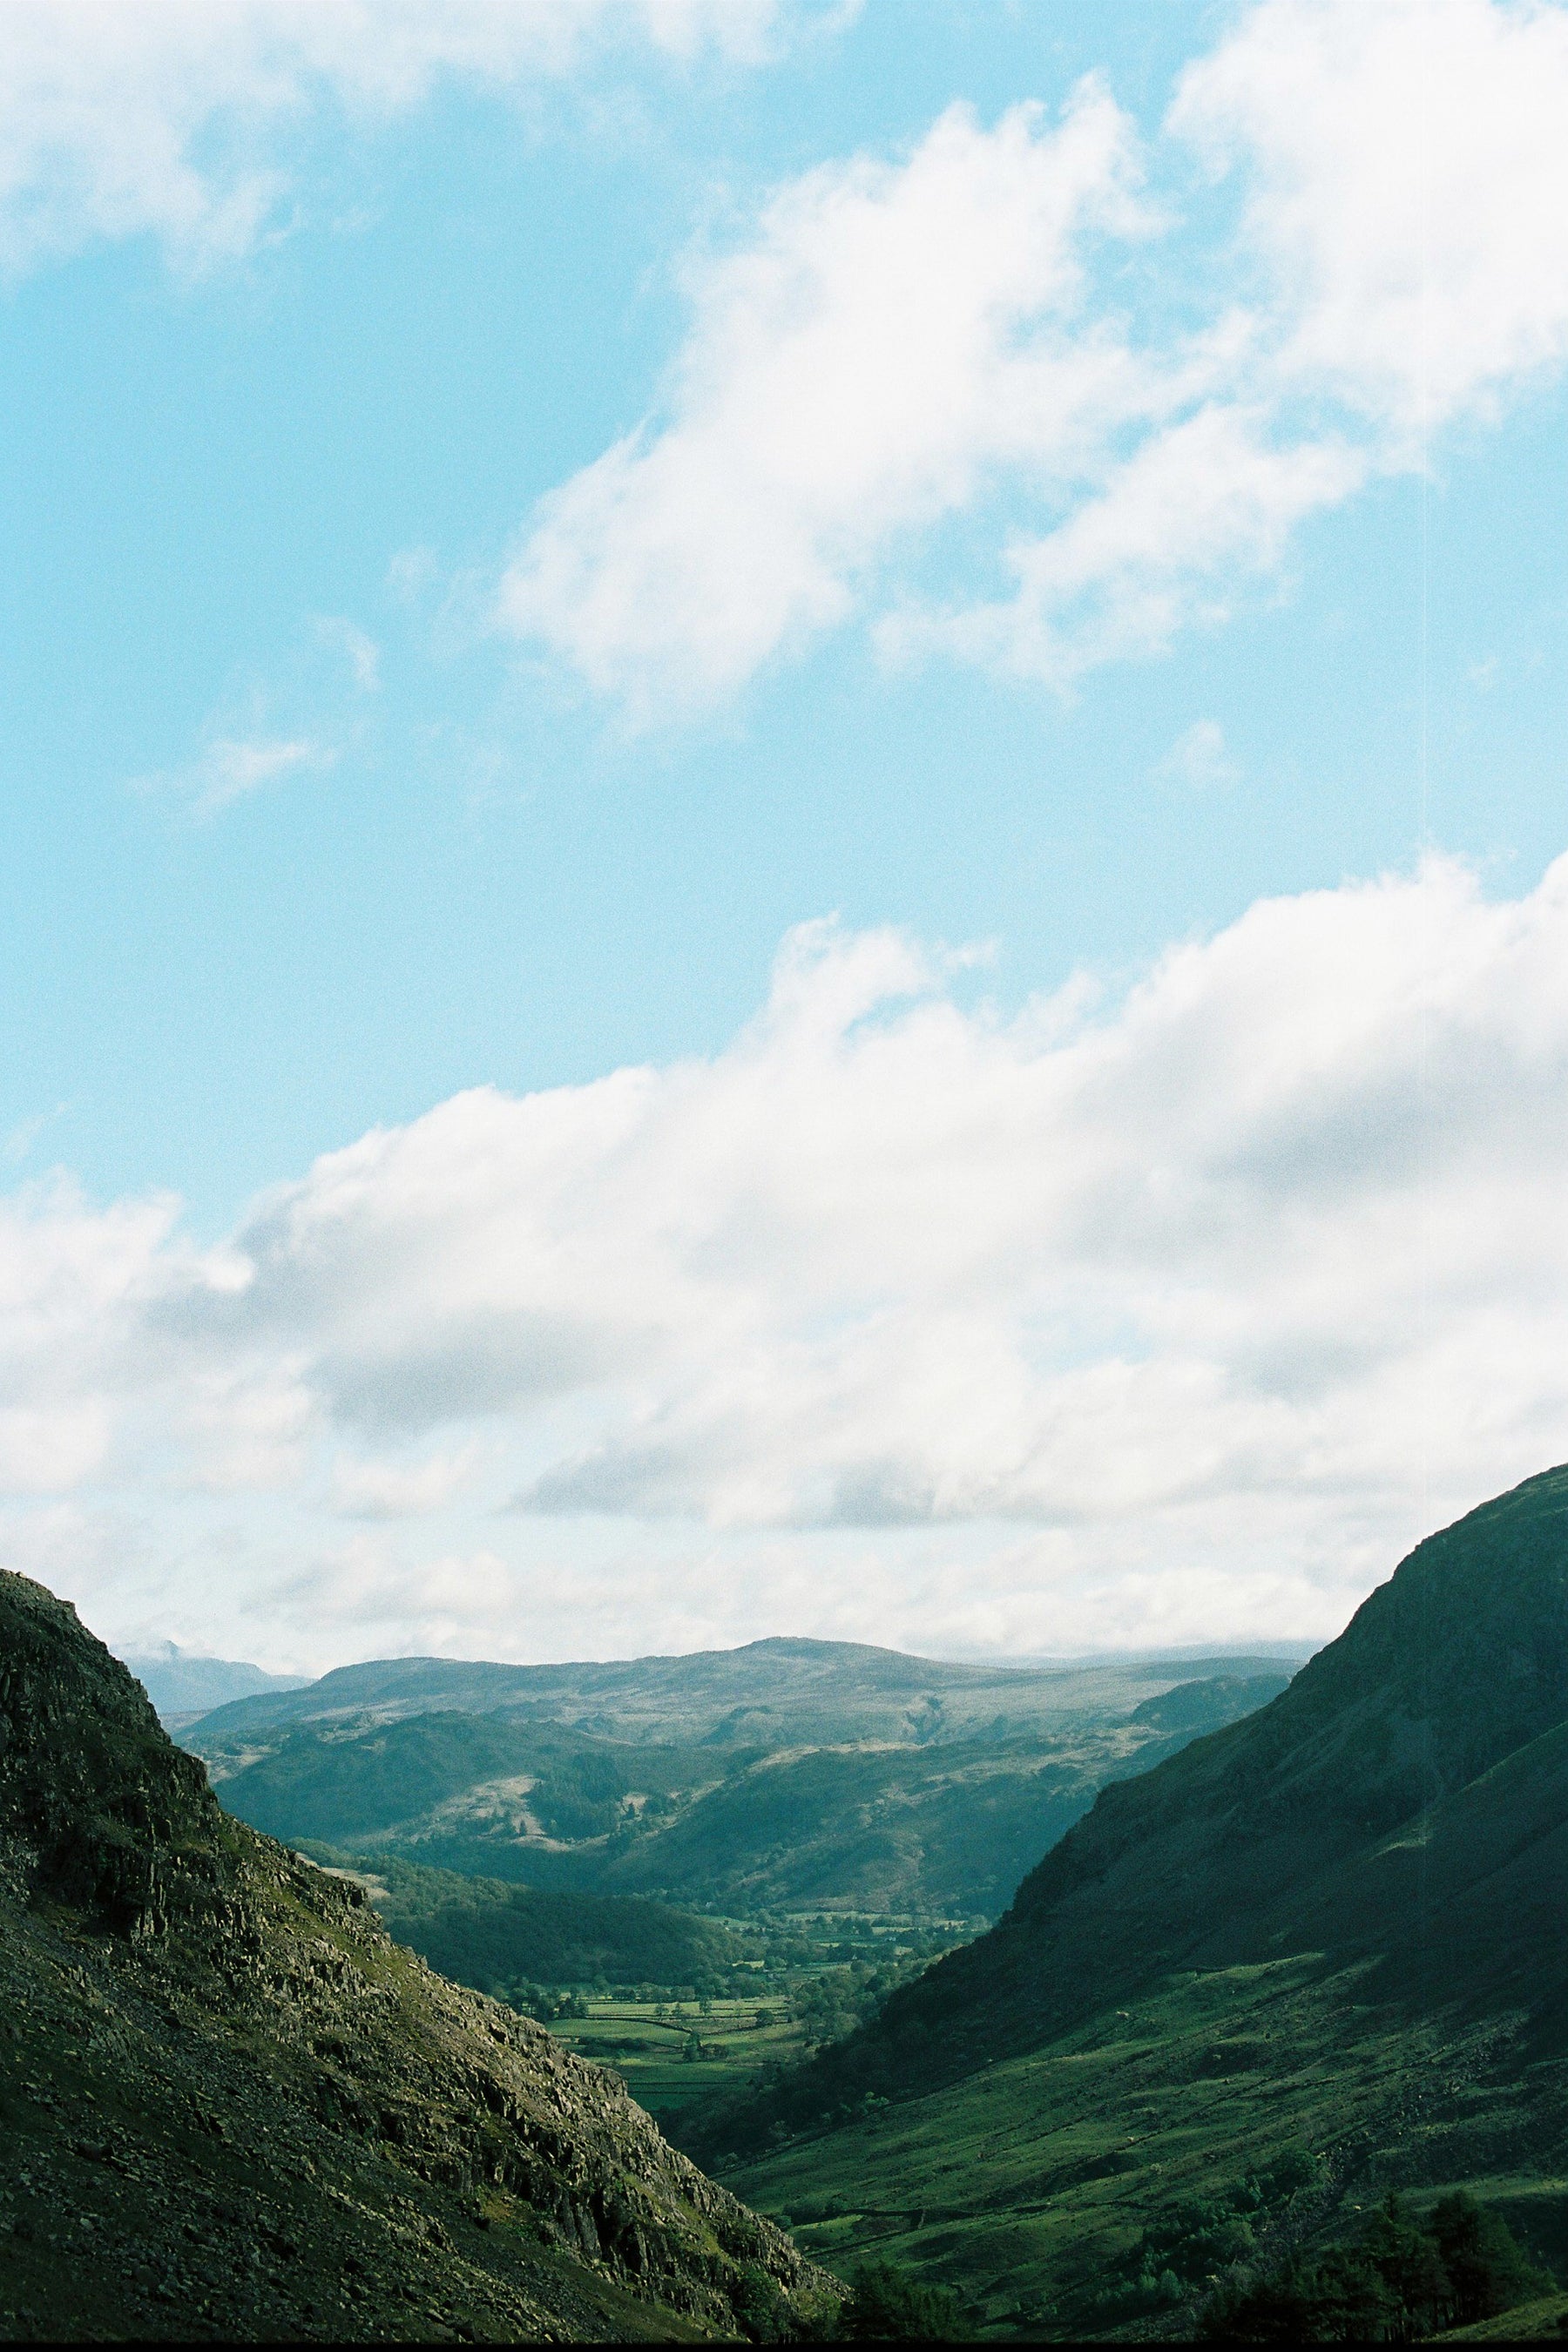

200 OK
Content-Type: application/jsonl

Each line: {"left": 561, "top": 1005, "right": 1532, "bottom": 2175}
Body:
{"left": 678, "top": 1467, "right": 1568, "bottom": 2335}
{"left": 10, "top": 1469, "right": 1568, "bottom": 2337}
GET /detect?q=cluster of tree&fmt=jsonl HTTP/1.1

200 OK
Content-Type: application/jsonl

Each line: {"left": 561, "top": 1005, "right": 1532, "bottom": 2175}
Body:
{"left": 504, "top": 1984, "right": 591, "bottom": 2023}
{"left": 525, "top": 1750, "right": 639, "bottom": 1842}
{"left": 791, "top": 1952, "right": 947, "bottom": 2052}
{"left": 363, "top": 1855, "right": 745, "bottom": 1993}
{"left": 1197, "top": 2191, "right": 1552, "bottom": 2342}
{"left": 769, "top": 2260, "right": 971, "bottom": 2343}
{"left": 826, "top": 2260, "right": 972, "bottom": 2342}
{"left": 1114, "top": 2151, "right": 1322, "bottom": 2313}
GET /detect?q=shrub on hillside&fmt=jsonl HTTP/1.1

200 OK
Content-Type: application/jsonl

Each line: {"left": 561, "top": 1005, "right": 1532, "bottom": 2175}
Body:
{"left": 1197, "top": 2190, "right": 1551, "bottom": 2342}
{"left": 832, "top": 2260, "right": 972, "bottom": 2342}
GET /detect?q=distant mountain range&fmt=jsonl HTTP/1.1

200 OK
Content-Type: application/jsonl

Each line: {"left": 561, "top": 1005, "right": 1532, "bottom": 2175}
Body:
{"left": 178, "top": 1639, "right": 1301, "bottom": 1921}
{"left": 694, "top": 1468, "right": 1568, "bottom": 2337}
{"left": 118, "top": 1641, "right": 309, "bottom": 1723}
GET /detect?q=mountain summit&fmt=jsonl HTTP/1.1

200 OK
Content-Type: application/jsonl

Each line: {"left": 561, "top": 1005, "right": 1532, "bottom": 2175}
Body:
{"left": 0, "top": 1571, "right": 834, "bottom": 2342}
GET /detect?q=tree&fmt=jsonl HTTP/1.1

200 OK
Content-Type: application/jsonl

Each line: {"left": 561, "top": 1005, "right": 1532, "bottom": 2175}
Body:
{"left": 1430, "top": 2191, "right": 1551, "bottom": 2327}
{"left": 835, "top": 2260, "right": 971, "bottom": 2342}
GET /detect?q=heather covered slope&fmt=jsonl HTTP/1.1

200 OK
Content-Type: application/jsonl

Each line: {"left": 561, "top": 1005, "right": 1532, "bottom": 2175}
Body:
{"left": 0, "top": 1571, "right": 835, "bottom": 2343}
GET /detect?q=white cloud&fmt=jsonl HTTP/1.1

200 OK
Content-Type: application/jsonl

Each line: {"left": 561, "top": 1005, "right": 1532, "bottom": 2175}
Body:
{"left": 132, "top": 729, "right": 332, "bottom": 818}
{"left": 5, "top": 856, "right": 1568, "bottom": 1658}
{"left": 0, "top": 0, "right": 828, "bottom": 274}
{"left": 195, "top": 733, "right": 329, "bottom": 813}
{"left": 1152, "top": 717, "right": 1240, "bottom": 792}
{"left": 1172, "top": 0, "right": 1568, "bottom": 439}
{"left": 501, "top": 84, "right": 1160, "bottom": 715}
{"left": 330, "top": 1444, "right": 480, "bottom": 1519}
{"left": 503, "top": 0, "right": 1568, "bottom": 713}
{"left": 886, "top": 402, "right": 1365, "bottom": 686}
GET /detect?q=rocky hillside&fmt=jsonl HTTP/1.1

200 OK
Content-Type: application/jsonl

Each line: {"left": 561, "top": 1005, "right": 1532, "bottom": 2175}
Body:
{"left": 0, "top": 1571, "right": 837, "bottom": 2342}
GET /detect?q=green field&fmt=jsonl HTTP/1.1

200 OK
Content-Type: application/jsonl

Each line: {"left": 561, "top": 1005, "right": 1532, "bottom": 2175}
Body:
{"left": 542, "top": 1993, "right": 808, "bottom": 2130}
{"left": 483, "top": 1907, "right": 964, "bottom": 2130}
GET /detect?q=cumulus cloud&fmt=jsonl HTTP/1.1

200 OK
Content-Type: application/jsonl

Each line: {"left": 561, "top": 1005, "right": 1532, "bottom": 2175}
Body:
{"left": 1172, "top": 0, "right": 1568, "bottom": 438}
{"left": 4, "top": 857, "right": 1568, "bottom": 1657}
{"left": 503, "top": 0, "right": 1568, "bottom": 712}
{"left": 0, "top": 0, "right": 828, "bottom": 274}
{"left": 500, "top": 84, "right": 1158, "bottom": 714}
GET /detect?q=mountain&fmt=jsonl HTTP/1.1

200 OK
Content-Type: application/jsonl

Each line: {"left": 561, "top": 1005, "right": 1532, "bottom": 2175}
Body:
{"left": 118, "top": 1640, "right": 310, "bottom": 1723}
{"left": 181, "top": 1636, "right": 1306, "bottom": 1746}
{"left": 179, "top": 1641, "right": 1298, "bottom": 1921}
{"left": 0, "top": 1571, "right": 836, "bottom": 2342}
{"left": 693, "top": 1470, "right": 1568, "bottom": 2336}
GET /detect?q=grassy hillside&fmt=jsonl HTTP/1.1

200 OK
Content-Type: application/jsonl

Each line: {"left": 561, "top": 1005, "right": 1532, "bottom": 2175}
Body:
{"left": 186, "top": 1653, "right": 1293, "bottom": 1922}
{"left": 672, "top": 1469, "right": 1568, "bottom": 2335}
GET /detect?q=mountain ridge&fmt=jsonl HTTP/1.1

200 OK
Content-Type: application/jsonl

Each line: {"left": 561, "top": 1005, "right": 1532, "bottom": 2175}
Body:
{"left": 177, "top": 1639, "right": 1298, "bottom": 1922}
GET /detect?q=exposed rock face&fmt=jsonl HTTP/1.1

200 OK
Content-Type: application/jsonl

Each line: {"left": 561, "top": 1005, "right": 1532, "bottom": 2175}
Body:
{"left": 0, "top": 1571, "right": 838, "bottom": 2342}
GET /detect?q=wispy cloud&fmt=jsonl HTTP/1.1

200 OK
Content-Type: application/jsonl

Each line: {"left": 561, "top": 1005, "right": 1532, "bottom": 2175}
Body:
{"left": 3, "top": 1105, "right": 68, "bottom": 1167}
{"left": 501, "top": 0, "right": 1568, "bottom": 718}
{"left": 1152, "top": 719, "right": 1240, "bottom": 792}
{"left": 314, "top": 616, "right": 382, "bottom": 693}
{"left": 0, "top": 0, "right": 841, "bottom": 277}
{"left": 137, "top": 729, "right": 333, "bottom": 820}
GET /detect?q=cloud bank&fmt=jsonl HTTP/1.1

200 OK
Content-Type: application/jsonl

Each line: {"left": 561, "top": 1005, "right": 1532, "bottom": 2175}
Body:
{"left": 503, "top": 0, "right": 1568, "bottom": 713}
{"left": 5, "top": 855, "right": 1568, "bottom": 1662}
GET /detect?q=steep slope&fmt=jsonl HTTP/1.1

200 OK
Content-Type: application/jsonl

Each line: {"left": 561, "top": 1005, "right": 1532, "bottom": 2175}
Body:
{"left": 733, "top": 1464, "right": 1568, "bottom": 2105}
{"left": 688, "top": 1470, "right": 1568, "bottom": 2334}
{"left": 0, "top": 1571, "right": 835, "bottom": 2343}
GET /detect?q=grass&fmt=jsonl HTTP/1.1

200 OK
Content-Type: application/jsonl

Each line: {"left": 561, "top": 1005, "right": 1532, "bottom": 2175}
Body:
{"left": 703, "top": 1956, "right": 1568, "bottom": 2340}
{"left": 514, "top": 1909, "right": 964, "bottom": 2130}
{"left": 544, "top": 1993, "right": 810, "bottom": 2129}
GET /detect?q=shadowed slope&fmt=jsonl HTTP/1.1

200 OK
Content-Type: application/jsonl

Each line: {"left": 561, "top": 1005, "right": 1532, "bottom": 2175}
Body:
{"left": 695, "top": 1467, "right": 1568, "bottom": 2149}
{"left": 0, "top": 1572, "right": 836, "bottom": 2343}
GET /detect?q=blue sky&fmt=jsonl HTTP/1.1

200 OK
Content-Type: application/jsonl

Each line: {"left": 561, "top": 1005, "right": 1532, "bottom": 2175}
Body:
{"left": 4, "top": 0, "right": 1568, "bottom": 1667}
